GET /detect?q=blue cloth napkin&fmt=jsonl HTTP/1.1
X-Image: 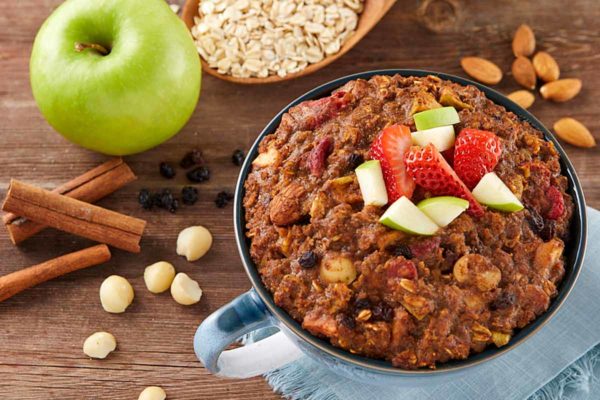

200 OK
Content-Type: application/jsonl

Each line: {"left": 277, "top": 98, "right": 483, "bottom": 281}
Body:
{"left": 261, "top": 207, "right": 600, "bottom": 400}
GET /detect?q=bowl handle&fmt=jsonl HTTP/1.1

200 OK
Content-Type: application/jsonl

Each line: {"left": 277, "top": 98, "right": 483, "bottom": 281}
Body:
{"left": 194, "top": 289, "right": 303, "bottom": 378}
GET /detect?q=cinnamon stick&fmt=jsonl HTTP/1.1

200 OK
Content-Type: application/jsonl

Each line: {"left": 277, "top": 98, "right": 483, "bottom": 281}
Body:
{"left": 0, "top": 244, "right": 111, "bottom": 302}
{"left": 2, "top": 180, "right": 146, "bottom": 253}
{"left": 3, "top": 158, "right": 136, "bottom": 245}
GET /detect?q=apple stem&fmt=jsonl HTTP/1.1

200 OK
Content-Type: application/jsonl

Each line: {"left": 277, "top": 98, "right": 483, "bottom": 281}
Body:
{"left": 74, "top": 42, "right": 109, "bottom": 56}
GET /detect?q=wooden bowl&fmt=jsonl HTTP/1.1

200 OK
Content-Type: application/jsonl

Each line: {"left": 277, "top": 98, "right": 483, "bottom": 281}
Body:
{"left": 181, "top": 0, "right": 396, "bottom": 84}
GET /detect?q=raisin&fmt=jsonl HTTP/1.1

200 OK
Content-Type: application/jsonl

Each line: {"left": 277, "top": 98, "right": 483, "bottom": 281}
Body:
{"left": 490, "top": 292, "right": 516, "bottom": 311}
{"left": 372, "top": 303, "right": 393, "bottom": 322}
{"left": 347, "top": 153, "right": 364, "bottom": 170}
{"left": 187, "top": 166, "right": 210, "bottom": 183}
{"left": 181, "top": 186, "right": 199, "bottom": 205}
{"left": 392, "top": 244, "right": 413, "bottom": 259}
{"left": 526, "top": 207, "right": 544, "bottom": 235}
{"left": 159, "top": 162, "right": 176, "bottom": 179}
{"left": 338, "top": 313, "right": 356, "bottom": 329}
{"left": 215, "top": 191, "right": 234, "bottom": 208}
{"left": 540, "top": 221, "right": 556, "bottom": 242}
{"left": 298, "top": 251, "right": 317, "bottom": 268}
{"left": 157, "top": 189, "right": 175, "bottom": 210}
{"left": 138, "top": 189, "right": 153, "bottom": 210}
{"left": 232, "top": 149, "right": 245, "bottom": 166}
{"left": 180, "top": 149, "right": 204, "bottom": 168}
{"left": 168, "top": 198, "right": 179, "bottom": 213}
{"left": 353, "top": 297, "right": 371, "bottom": 310}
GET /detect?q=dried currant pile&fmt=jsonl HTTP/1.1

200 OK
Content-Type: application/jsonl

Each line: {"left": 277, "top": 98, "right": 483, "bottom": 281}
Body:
{"left": 139, "top": 147, "right": 244, "bottom": 212}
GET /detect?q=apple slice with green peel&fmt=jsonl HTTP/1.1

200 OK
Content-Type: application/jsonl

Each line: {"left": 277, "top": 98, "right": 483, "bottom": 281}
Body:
{"left": 411, "top": 125, "right": 456, "bottom": 152}
{"left": 414, "top": 107, "right": 460, "bottom": 131}
{"left": 380, "top": 196, "right": 439, "bottom": 235}
{"left": 355, "top": 160, "right": 388, "bottom": 206}
{"left": 417, "top": 196, "right": 469, "bottom": 227}
{"left": 472, "top": 172, "right": 524, "bottom": 212}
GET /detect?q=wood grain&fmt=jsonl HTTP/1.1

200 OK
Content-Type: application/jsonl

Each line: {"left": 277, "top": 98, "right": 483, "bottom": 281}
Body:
{"left": 0, "top": 0, "right": 599, "bottom": 398}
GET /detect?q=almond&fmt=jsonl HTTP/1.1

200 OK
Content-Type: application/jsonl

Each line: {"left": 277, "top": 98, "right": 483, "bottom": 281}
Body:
{"left": 507, "top": 90, "right": 535, "bottom": 109}
{"left": 511, "top": 56, "right": 537, "bottom": 89}
{"left": 532, "top": 51, "right": 560, "bottom": 82}
{"left": 460, "top": 57, "right": 503, "bottom": 85}
{"left": 512, "top": 24, "right": 536, "bottom": 57}
{"left": 540, "top": 78, "right": 582, "bottom": 102}
{"left": 553, "top": 117, "right": 596, "bottom": 148}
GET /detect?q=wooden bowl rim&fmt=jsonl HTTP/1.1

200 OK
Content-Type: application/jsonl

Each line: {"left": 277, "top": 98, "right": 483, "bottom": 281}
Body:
{"left": 180, "top": 0, "right": 396, "bottom": 84}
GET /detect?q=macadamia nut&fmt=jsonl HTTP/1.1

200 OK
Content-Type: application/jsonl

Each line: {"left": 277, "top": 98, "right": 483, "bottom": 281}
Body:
{"left": 138, "top": 386, "right": 167, "bottom": 400}
{"left": 170, "top": 273, "right": 202, "bottom": 305}
{"left": 144, "top": 262, "right": 176, "bottom": 294}
{"left": 100, "top": 275, "right": 134, "bottom": 313}
{"left": 83, "top": 332, "right": 117, "bottom": 359}
{"left": 176, "top": 226, "right": 212, "bottom": 261}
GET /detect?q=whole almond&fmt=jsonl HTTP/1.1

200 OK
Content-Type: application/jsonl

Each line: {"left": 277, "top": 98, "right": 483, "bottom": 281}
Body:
{"left": 512, "top": 24, "right": 536, "bottom": 57}
{"left": 507, "top": 90, "right": 535, "bottom": 109}
{"left": 532, "top": 51, "right": 560, "bottom": 82}
{"left": 540, "top": 78, "right": 582, "bottom": 102}
{"left": 553, "top": 118, "right": 596, "bottom": 148}
{"left": 460, "top": 57, "right": 503, "bottom": 85}
{"left": 512, "top": 57, "right": 537, "bottom": 89}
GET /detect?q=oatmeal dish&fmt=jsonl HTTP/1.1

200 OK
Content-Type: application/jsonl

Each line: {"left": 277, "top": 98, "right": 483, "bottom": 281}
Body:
{"left": 243, "top": 74, "right": 574, "bottom": 369}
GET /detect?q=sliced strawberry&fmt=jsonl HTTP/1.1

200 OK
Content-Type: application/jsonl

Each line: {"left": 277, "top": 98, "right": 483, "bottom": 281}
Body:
{"left": 405, "top": 144, "right": 484, "bottom": 217}
{"left": 441, "top": 148, "right": 454, "bottom": 166}
{"left": 370, "top": 124, "right": 416, "bottom": 202}
{"left": 454, "top": 129, "right": 502, "bottom": 189}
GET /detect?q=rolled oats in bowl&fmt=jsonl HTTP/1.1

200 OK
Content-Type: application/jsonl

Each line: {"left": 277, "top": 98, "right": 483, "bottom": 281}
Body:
{"left": 191, "top": 0, "right": 365, "bottom": 79}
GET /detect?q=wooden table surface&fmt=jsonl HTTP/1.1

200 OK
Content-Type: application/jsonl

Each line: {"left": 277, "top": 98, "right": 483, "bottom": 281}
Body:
{"left": 1, "top": 0, "right": 598, "bottom": 398}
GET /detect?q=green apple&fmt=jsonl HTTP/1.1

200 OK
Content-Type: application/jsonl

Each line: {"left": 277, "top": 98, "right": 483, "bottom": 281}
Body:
{"left": 30, "top": 0, "right": 201, "bottom": 155}
{"left": 356, "top": 160, "right": 388, "bottom": 206}
{"left": 413, "top": 107, "right": 460, "bottom": 131}
{"left": 417, "top": 196, "right": 469, "bottom": 227}
{"left": 411, "top": 125, "right": 455, "bottom": 152}
{"left": 380, "top": 196, "right": 439, "bottom": 235}
{"left": 472, "top": 172, "right": 524, "bottom": 212}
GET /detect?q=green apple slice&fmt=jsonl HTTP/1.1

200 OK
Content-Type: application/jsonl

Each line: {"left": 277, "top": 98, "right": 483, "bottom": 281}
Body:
{"left": 413, "top": 107, "right": 460, "bottom": 131}
{"left": 411, "top": 125, "right": 456, "bottom": 152}
{"left": 417, "top": 196, "right": 469, "bottom": 227}
{"left": 380, "top": 196, "right": 439, "bottom": 235}
{"left": 355, "top": 160, "right": 388, "bottom": 206}
{"left": 472, "top": 172, "right": 524, "bottom": 212}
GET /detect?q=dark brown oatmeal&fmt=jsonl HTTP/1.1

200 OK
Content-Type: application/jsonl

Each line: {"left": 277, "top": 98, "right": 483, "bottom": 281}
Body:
{"left": 243, "top": 75, "right": 573, "bottom": 369}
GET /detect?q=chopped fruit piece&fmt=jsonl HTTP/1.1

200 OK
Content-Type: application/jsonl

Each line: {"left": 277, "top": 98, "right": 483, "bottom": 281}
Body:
{"left": 370, "top": 125, "right": 416, "bottom": 202}
{"left": 308, "top": 137, "right": 334, "bottom": 176}
{"left": 472, "top": 172, "right": 524, "bottom": 212}
{"left": 411, "top": 125, "right": 456, "bottom": 152}
{"left": 545, "top": 186, "right": 565, "bottom": 220}
{"left": 441, "top": 148, "right": 454, "bottom": 166}
{"left": 405, "top": 144, "right": 484, "bottom": 217}
{"left": 454, "top": 129, "right": 503, "bottom": 189}
{"left": 379, "top": 196, "right": 439, "bottom": 236}
{"left": 386, "top": 258, "right": 417, "bottom": 280}
{"left": 417, "top": 196, "right": 469, "bottom": 227}
{"left": 355, "top": 160, "right": 389, "bottom": 206}
{"left": 413, "top": 106, "right": 460, "bottom": 131}
{"left": 291, "top": 91, "right": 351, "bottom": 131}
{"left": 408, "top": 236, "right": 441, "bottom": 259}
{"left": 319, "top": 255, "right": 357, "bottom": 284}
